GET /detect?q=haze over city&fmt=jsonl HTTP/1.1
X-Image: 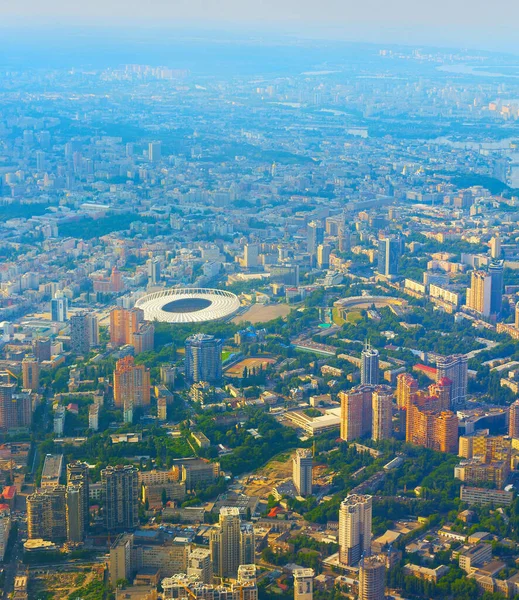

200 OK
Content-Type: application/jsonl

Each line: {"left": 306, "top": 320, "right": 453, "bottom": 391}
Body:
{"left": 2, "top": 0, "right": 519, "bottom": 52}
{"left": 2, "top": 2, "right": 519, "bottom": 600}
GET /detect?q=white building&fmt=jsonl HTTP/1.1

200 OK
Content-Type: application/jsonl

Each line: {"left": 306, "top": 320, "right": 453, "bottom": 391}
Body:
{"left": 89, "top": 403, "right": 99, "bottom": 431}
{"left": 54, "top": 406, "right": 66, "bottom": 437}
{"left": 293, "top": 449, "right": 313, "bottom": 497}
{"left": 339, "top": 494, "right": 372, "bottom": 566}
{"left": 294, "top": 568, "right": 314, "bottom": 600}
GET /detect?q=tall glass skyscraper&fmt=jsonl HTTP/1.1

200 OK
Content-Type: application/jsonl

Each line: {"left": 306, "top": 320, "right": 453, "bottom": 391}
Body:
{"left": 361, "top": 343, "right": 379, "bottom": 386}
{"left": 185, "top": 333, "right": 223, "bottom": 384}
{"left": 377, "top": 236, "right": 401, "bottom": 278}
{"left": 489, "top": 259, "right": 504, "bottom": 316}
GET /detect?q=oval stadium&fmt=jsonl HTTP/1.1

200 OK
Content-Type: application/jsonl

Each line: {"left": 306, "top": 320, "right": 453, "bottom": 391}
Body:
{"left": 135, "top": 288, "right": 241, "bottom": 324}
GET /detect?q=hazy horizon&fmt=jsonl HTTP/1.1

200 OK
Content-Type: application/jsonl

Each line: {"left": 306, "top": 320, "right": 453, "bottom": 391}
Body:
{"left": 1, "top": 0, "right": 519, "bottom": 55}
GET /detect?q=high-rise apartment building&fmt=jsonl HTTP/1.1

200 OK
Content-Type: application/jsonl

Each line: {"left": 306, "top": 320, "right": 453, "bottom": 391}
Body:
{"left": 371, "top": 386, "right": 393, "bottom": 441}
{"left": 187, "top": 548, "right": 213, "bottom": 584}
{"left": 377, "top": 236, "right": 401, "bottom": 278}
{"left": 294, "top": 569, "right": 314, "bottom": 600}
{"left": 240, "top": 523, "right": 256, "bottom": 567}
{"left": 36, "top": 150, "right": 46, "bottom": 172}
{"left": 338, "top": 224, "right": 351, "bottom": 253}
{"left": 358, "top": 556, "right": 386, "bottom": 600}
{"left": 243, "top": 244, "right": 259, "bottom": 268}
{"left": 339, "top": 494, "right": 372, "bottom": 566}
{"left": 436, "top": 354, "right": 468, "bottom": 409}
{"left": 67, "top": 461, "right": 90, "bottom": 531}
{"left": 0, "top": 384, "right": 31, "bottom": 430}
{"left": 455, "top": 458, "right": 510, "bottom": 490}
{"left": 307, "top": 221, "right": 324, "bottom": 263}
{"left": 130, "top": 322, "right": 155, "bottom": 354}
{"left": 432, "top": 411, "right": 459, "bottom": 453}
{"left": 490, "top": 234, "right": 501, "bottom": 259}
{"left": 110, "top": 307, "right": 154, "bottom": 353}
{"left": 113, "top": 356, "right": 151, "bottom": 423}
{"left": 406, "top": 394, "right": 458, "bottom": 454}
{"left": 89, "top": 403, "right": 100, "bottom": 431}
{"left": 210, "top": 507, "right": 242, "bottom": 579}
{"left": 33, "top": 337, "right": 52, "bottom": 362}
{"left": 51, "top": 296, "right": 68, "bottom": 322}
{"left": 102, "top": 465, "right": 139, "bottom": 531}
{"left": 489, "top": 260, "right": 504, "bottom": 316}
{"left": 70, "top": 313, "right": 98, "bottom": 354}
{"left": 70, "top": 313, "right": 89, "bottom": 355}
{"left": 22, "top": 356, "right": 39, "bottom": 391}
{"left": 160, "top": 365, "right": 176, "bottom": 386}
{"left": 339, "top": 386, "right": 373, "bottom": 442}
{"left": 66, "top": 483, "right": 85, "bottom": 543}
{"left": 88, "top": 313, "right": 99, "bottom": 347}
{"left": 361, "top": 343, "right": 379, "bottom": 386}
{"left": 317, "top": 244, "right": 331, "bottom": 269}
{"left": 396, "top": 373, "right": 418, "bottom": 409}
{"left": 110, "top": 267, "right": 124, "bottom": 293}
{"left": 339, "top": 384, "right": 394, "bottom": 442}
{"left": 510, "top": 400, "right": 519, "bottom": 438}
{"left": 428, "top": 377, "right": 452, "bottom": 411}
{"left": 210, "top": 508, "right": 255, "bottom": 580}
{"left": 459, "top": 432, "right": 511, "bottom": 462}
{"left": 148, "top": 141, "right": 162, "bottom": 163}
{"left": 27, "top": 486, "right": 67, "bottom": 541}
{"left": 109, "top": 533, "right": 134, "bottom": 585}
{"left": 293, "top": 449, "right": 313, "bottom": 497}
{"left": 110, "top": 306, "right": 139, "bottom": 345}
{"left": 466, "top": 270, "right": 492, "bottom": 317}
{"left": 146, "top": 257, "right": 161, "bottom": 285}
{"left": 185, "top": 334, "right": 223, "bottom": 384}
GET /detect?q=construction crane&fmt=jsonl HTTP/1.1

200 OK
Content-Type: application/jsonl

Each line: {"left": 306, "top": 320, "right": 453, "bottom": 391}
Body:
{"left": 1, "top": 369, "right": 19, "bottom": 384}
{"left": 179, "top": 582, "right": 197, "bottom": 599}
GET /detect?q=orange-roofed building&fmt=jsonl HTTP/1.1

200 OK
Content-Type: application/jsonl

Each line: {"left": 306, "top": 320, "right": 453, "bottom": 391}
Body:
{"left": 1, "top": 486, "right": 16, "bottom": 508}
{"left": 412, "top": 364, "right": 438, "bottom": 380}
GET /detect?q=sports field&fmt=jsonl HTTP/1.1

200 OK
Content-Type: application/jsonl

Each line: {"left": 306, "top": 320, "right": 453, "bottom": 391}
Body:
{"left": 224, "top": 356, "right": 276, "bottom": 377}
{"left": 232, "top": 303, "right": 291, "bottom": 324}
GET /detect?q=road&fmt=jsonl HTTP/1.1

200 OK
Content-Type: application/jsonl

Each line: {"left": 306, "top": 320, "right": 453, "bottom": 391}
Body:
{"left": 2, "top": 521, "right": 22, "bottom": 599}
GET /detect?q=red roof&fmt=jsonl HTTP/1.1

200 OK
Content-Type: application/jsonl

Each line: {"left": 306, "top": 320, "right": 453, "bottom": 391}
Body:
{"left": 438, "top": 377, "right": 452, "bottom": 386}
{"left": 413, "top": 364, "right": 437, "bottom": 374}
{"left": 2, "top": 486, "right": 16, "bottom": 499}
{"left": 268, "top": 506, "right": 282, "bottom": 518}
{"left": 0, "top": 503, "right": 10, "bottom": 512}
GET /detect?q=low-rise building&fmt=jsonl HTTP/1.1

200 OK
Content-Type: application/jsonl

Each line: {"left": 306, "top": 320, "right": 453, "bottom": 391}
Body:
{"left": 458, "top": 543, "right": 493, "bottom": 573}
{"left": 460, "top": 486, "right": 514, "bottom": 507}
{"left": 402, "top": 564, "right": 449, "bottom": 583}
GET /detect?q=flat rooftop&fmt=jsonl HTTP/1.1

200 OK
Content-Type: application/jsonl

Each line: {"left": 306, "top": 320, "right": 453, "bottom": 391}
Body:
{"left": 41, "top": 453, "right": 63, "bottom": 483}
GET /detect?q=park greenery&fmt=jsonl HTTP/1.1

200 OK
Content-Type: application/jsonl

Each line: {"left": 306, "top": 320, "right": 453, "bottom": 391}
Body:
{"left": 58, "top": 213, "right": 156, "bottom": 240}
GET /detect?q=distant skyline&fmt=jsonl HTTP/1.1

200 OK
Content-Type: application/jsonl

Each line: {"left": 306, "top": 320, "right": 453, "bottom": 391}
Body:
{"left": 1, "top": 0, "right": 519, "bottom": 54}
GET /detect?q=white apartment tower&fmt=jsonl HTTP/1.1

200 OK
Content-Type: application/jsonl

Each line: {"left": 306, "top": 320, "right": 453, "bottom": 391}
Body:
{"left": 293, "top": 449, "right": 313, "bottom": 497}
{"left": 339, "top": 494, "right": 372, "bottom": 566}
{"left": 371, "top": 386, "right": 393, "bottom": 441}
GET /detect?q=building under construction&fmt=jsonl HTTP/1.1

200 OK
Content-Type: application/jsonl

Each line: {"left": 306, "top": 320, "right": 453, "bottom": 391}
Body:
{"left": 161, "top": 565, "right": 257, "bottom": 599}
